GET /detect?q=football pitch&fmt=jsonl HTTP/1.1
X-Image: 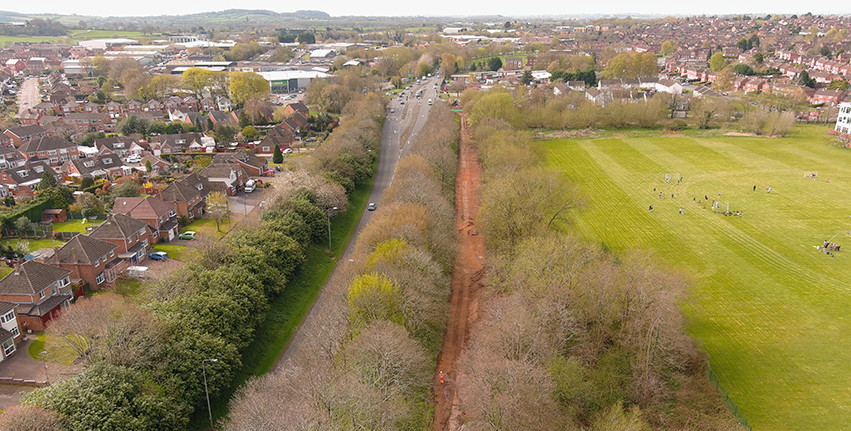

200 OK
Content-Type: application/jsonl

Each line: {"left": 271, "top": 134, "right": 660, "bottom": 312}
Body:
{"left": 542, "top": 125, "right": 851, "bottom": 431}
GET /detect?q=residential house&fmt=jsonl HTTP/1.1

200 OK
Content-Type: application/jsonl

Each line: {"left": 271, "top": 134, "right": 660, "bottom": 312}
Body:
{"left": 213, "top": 149, "right": 269, "bottom": 176}
{"left": 88, "top": 213, "right": 155, "bottom": 264}
{"left": 105, "top": 101, "right": 122, "bottom": 118}
{"left": 0, "top": 260, "right": 72, "bottom": 332}
{"left": 199, "top": 163, "right": 248, "bottom": 195}
{"left": 812, "top": 89, "right": 845, "bottom": 106}
{"left": 111, "top": 197, "right": 179, "bottom": 241}
{"left": 834, "top": 102, "right": 851, "bottom": 134}
{"left": 0, "top": 147, "right": 27, "bottom": 170}
{"left": 201, "top": 97, "right": 216, "bottom": 112}
{"left": 94, "top": 136, "right": 144, "bottom": 158}
{"left": 50, "top": 234, "right": 124, "bottom": 291}
{"left": 217, "top": 97, "right": 232, "bottom": 111}
{"left": 139, "top": 154, "right": 170, "bottom": 174}
{"left": 62, "top": 112, "right": 113, "bottom": 134}
{"left": 146, "top": 100, "right": 164, "bottom": 111}
{"left": 504, "top": 57, "right": 523, "bottom": 70}
{"left": 0, "top": 162, "right": 59, "bottom": 198}
{"left": 61, "top": 154, "right": 130, "bottom": 180}
{"left": 257, "top": 126, "right": 294, "bottom": 153}
{"left": 553, "top": 83, "right": 568, "bottom": 96}
{"left": 0, "top": 302, "right": 22, "bottom": 361}
{"left": 280, "top": 101, "right": 308, "bottom": 118}
{"left": 19, "top": 135, "right": 79, "bottom": 166}
{"left": 126, "top": 100, "right": 144, "bottom": 113}
{"left": 158, "top": 178, "right": 207, "bottom": 221}
{"left": 209, "top": 110, "right": 236, "bottom": 127}
{"left": 17, "top": 109, "right": 42, "bottom": 126}
{"left": 2, "top": 125, "right": 48, "bottom": 147}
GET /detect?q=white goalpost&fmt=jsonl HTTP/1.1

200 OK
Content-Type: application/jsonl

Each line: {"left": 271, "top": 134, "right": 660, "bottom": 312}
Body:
{"left": 664, "top": 173, "right": 681, "bottom": 183}
{"left": 714, "top": 202, "right": 731, "bottom": 213}
{"left": 803, "top": 171, "right": 818, "bottom": 178}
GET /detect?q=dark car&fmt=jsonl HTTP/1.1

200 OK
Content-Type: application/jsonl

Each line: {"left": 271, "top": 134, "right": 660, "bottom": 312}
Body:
{"left": 368, "top": 202, "right": 376, "bottom": 211}
{"left": 149, "top": 251, "right": 169, "bottom": 260}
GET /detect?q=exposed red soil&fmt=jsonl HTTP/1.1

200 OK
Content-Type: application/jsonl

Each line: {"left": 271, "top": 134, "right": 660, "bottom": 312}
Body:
{"left": 432, "top": 115, "right": 486, "bottom": 431}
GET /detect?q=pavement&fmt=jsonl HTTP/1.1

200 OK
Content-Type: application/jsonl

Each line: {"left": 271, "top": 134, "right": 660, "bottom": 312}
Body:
{"left": 0, "top": 336, "right": 81, "bottom": 410}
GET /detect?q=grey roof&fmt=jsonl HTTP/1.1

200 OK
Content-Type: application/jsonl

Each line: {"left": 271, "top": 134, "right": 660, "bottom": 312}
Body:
{"left": 54, "top": 234, "right": 118, "bottom": 265}
{"left": 0, "top": 261, "right": 71, "bottom": 295}
{"left": 0, "top": 301, "right": 17, "bottom": 316}
{"left": 89, "top": 213, "right": 150, "bottom": 241}
{"left": 23, "top": 294, "right": 71, "bottom": 317}
{"left": 159, "top": 180, "right": 201, "bottom": 203}
{"left": 4, "top": 124, "right": 46, "bottom": 139}
{"left": 19, "top": 135, "right": 75, "bottom": 154}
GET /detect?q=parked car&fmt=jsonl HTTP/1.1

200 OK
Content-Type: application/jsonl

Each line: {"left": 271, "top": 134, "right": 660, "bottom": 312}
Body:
{"left": 283, "top": 148, "right": 293, "bottom": 154}
{"left": 126, "top": 155, "right": 141, "bottom": 164}
{"left": 368, "top": 202, "right": 376, "bottom": 211}
{"left": 244, "top": 179, "right": 256, "bottom": 193}
{"left": 149, "top": 251, "right": 169, "bottom": 260}
{"left": 178, "top": 231, "right": 196, "bottom": 240}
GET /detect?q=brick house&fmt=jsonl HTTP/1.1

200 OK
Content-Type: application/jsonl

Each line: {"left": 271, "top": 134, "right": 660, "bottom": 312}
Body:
{"left": 0, "top": 260, "right": 73, "bottom": 332}
{"left": 50, "top": 234, "right": 124, "bottom": 291}
{"left": 18, "top": 135, "right": 79, "bottom": 166}
{"left": 811, "top": 89, "right": 846, "bottom": 106}
{"left": 2, "top": 125, "right": 49, "bottom": 148}
{"left": 88, "top": 213, "right": 155, "bottom": 264}
{"left": 158, "top": 177, "right": 207, "bottom": 221}
{"left": 199, "top": 163, "right": 248, "bottom": 196}
{"left": 212, "top": 149, "right": 269, "bottom": 176}
{"left": 0, "top": 162, "right": 60, "bottom": 199}
{"left": 111, "top": 197, "right": 179, "bottom": 241}
{"left": 256, "top": 126, "right": 293, "bottom": 153}
{"left": 62, "top": 112, "right": 113, "bottom": 134}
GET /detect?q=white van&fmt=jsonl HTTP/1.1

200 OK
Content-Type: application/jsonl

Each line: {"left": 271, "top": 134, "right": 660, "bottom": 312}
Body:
{"left": 427, "top": 99, "right": 433, "bottom": 105}
{"left": 244, "top": 179, "right": 256, "bottom": 193}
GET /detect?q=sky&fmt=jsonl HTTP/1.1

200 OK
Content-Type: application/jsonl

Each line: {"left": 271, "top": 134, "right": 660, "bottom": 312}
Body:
{"left": 10, "top": 1, "right": 849, "bottom": 19}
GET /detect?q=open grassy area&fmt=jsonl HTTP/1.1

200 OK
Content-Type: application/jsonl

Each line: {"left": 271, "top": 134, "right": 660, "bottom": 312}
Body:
{"left": 0, "top": 238, "right": 64, "bottom": 253}
{"left": 51, "top": 219, "right": 102, "bottom": 233}
{"left": 189, "top": 168, "right": 376, "bottom": 430}
{"left": 542, "top": 124, "right": 851, "bottom": 431}
{"left": 0, "top": 36, "right": 67, "bottom": 46}
{"left": 66, "top": 29, "right": 159, "bottom": 40}
{"left": 153, "top": 244, "right": 190, "bottom": 262}
{"left": 182, "top": 217, "right": 228, "bottom": 240}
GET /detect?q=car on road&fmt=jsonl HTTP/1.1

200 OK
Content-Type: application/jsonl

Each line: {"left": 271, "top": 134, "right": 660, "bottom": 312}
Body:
{"left": 368, "top": 202, "right": 376, "bottom": 211}
{"left": 149, "top": 251, "right": 169, "bottom": 260}
{"left": 178, "top": 231, "right": 196, "bottom": 240}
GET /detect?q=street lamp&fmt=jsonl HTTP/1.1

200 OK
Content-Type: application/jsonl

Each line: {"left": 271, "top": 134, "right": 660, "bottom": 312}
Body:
{"left": 326, "top": 206, "right": 338, "bottom": 252}
{"left": 202, "top": 358, "right": 218, "bottom": 429}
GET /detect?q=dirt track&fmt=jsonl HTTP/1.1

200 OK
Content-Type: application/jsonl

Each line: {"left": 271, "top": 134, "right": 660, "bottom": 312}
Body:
{"left": 432, "top": 115, "right": 485, "bottom": 431}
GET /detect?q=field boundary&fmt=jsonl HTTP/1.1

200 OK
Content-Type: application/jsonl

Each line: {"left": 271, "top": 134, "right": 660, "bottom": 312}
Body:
{"left": 709, "top": 367, "right": 752, "bottom": 431}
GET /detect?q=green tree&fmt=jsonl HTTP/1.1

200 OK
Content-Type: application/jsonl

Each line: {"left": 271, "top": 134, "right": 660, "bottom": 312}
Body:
{"left": 77, "top": 192, "right": 104, "bottom": 218}
{"left": 214, "top": 124, "right": 237, "bottom": 144}
{"left": 117, "top": 115, "right": 148, "bottom": 136}
{"left": 660, "top": 40, "right": 676, "bottom": 56}
{"left": 709, "top": 52, "right": 726, "bottom": 71}
{"left": 229, "top": 72, "right": 269, "bottom": 104}
{"left": 181, "top": 67, "right": 215, "bottom": 99}
{"left": 487, "top": 57, "right": 503, "bottom": 71}
{"left": 80, "top": 177, "right": 95, "bottom": 190}
{"left": 797, "top": 70, "right": 815, "bottom": 88}
{"left": 827, "top": 80, "right": 850, "bottom": 91}
{"left": 520, "top": 70, "right": 533, "bottom": 85}
{"left": 754, "top": 52, "right": 765, "bottom": 64}
{"left": 145, "top": 159, "right": 152, "bottom": 173}
{"left": 748, "top": 34, "right": 760, "bottom": 48}
{"left": 733, "top": 63, "right": 755, "bottom": 76}
{"left": 40, "top": 171, "right": 58, "bottom": 190}
{"left": 22, "top": 363, "right": 188, "bottom": 431}
{"left": 273, "top": 144, "right": 283, "bottom": 164}
{"left": 297, "top": 32, "right": 316, "bottom": 44}
{"left": 14, "top": 217, "right": 33, "bottom": 237}
{"left": 820, "top": 46, "right": 832, "bottom": 59}
{"left": 238, "top": 111, "right": 250, "bottom": 128}
{"left": 242, "top": 125, "right": 258, "bottom": 140}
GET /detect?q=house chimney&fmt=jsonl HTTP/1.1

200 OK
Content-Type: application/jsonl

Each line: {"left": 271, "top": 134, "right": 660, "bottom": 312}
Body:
{"left": 13, "top": 263, "right": 20, "bottom": 276}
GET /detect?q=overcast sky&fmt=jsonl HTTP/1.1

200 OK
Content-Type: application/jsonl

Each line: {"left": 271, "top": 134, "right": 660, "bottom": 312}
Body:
{"left": 13, "top": 1, "right": 848, "bottom": 19}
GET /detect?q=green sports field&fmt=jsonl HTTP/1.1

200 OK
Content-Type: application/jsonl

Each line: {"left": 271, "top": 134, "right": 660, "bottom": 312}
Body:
{"left": 543, "top": 125, "right": 851, "bottom": 431}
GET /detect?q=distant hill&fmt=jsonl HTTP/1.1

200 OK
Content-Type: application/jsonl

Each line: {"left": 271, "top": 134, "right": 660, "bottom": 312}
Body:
{"left": 0, "top": 9, "right": 330, "bottom": 24}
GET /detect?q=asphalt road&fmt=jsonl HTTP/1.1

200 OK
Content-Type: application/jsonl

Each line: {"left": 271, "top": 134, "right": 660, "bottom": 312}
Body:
{"left": 17, "top": 77, "right": 39, "bottom": 114}
{"left": 275, "top": 75, "right": 443, "bottom": 367}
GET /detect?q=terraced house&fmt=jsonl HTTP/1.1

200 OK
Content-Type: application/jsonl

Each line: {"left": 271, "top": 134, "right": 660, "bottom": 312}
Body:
{"left": 0, "top": 260, "right": 73, "bottom": 332}
{"left": 18, "top": 135, "right": 79, "bottom": 166}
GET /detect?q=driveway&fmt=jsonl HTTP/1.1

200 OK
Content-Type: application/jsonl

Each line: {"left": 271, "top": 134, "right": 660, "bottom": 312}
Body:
{"left": 0, "top": 337, "right": 82, "bottom": 410}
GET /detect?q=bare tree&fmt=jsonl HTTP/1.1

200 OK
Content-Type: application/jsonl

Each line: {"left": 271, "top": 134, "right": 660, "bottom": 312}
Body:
{"left": 0, "top": 405, "right": 65, "bottom": 431}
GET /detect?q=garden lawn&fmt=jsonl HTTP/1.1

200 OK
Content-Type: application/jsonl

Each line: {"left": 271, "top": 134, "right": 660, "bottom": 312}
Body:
{"left": 0, "top": 238, "right": 64, "bottom": 253}
{"left": 51, "top": 220, "right": 102, "bottom": 233}
{"left": 153, "top": 244, "right": 190, "bottom": 262}
{"left": 543, "top": 125, "right": 851, "bottom": 431}
{"left": 182, "top": 217, "right": 227, "bottom": 240}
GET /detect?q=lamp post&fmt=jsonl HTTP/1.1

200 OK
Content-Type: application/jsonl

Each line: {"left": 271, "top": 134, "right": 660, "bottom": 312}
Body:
{"left": 202, "top": 358, "right": 218, "bottom": 429}
{"left": 40, "top": 351, "right": 49, "bottom": 385}
{"left": 326, "top": 207, "right": 338, "bottom": 252}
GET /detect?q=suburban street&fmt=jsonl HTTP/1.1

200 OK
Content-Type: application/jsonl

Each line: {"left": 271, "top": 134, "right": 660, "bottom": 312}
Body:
{"left": 275, "top": 75, "right": 442, "bottom": 367}
{"left": 17, "top": 77, "right": 39, "bottom": 114}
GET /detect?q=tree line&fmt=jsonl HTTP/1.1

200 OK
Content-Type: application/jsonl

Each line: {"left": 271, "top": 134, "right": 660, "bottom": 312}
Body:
{"left": 225, "top": 103, "right": 459, "bottom": 430}
{"left": 0, "top": 94, "right": 384, "bottom": 430}
{"left": 454, "top": 89, "right": 745, "bottom": 430}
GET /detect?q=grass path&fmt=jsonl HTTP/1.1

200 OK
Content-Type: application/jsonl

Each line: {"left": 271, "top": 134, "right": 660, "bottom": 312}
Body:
{"left": 543, "top": 125, "right": 851, "bottom": 431}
